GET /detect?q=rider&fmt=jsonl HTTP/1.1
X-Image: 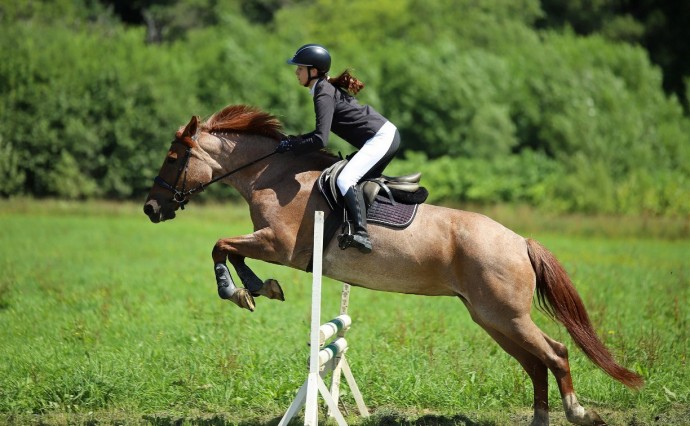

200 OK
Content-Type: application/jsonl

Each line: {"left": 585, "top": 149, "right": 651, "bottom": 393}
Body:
{"left": 278, "top": 44, "right": 401, "bottom": 254}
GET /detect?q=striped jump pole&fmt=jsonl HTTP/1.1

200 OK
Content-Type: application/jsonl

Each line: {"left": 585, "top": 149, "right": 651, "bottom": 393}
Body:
{"left": 278, "top": 211, "right": 368, "bottom": 426}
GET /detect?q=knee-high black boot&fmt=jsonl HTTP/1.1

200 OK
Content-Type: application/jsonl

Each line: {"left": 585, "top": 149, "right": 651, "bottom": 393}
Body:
{"left": 341, "top": 186, "right": 372, "bottom": 254}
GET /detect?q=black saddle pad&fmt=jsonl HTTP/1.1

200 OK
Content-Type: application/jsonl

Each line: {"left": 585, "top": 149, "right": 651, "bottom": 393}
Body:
{"left": 366, "top": 194, "right": 418, "bottom": 229}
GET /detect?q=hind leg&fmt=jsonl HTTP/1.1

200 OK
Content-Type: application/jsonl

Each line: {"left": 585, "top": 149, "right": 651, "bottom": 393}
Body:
{"left": 539, "top": 333, "right": 606, "bottom": 425}
{"left": 466, "top": 307, "right": 550, "bottom": 426}
{"left": 487, "top": 314, "right": 606, "bottom": 426}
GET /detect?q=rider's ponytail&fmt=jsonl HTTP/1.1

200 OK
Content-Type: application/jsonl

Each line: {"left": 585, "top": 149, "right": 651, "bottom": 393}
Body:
{"left": 328, "top": 69, "right": 364, "bottom": 96}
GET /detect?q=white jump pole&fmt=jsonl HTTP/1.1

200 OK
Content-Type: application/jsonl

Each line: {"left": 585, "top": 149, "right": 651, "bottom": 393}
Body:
{"left": 328, "top": 285, "right": 369, "bottom": 419}
{"left": 278, "top": 211, "right": 368, "bottom": 426}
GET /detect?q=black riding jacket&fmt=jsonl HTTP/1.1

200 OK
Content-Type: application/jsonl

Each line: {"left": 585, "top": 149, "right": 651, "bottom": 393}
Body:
{"left": 294, "top": 77, "right": 387, "bottom": 153}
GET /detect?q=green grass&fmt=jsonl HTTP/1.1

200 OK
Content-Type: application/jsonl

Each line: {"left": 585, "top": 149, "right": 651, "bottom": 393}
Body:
{"left": 0, "top": 199, "right": 688, "bottom": 425}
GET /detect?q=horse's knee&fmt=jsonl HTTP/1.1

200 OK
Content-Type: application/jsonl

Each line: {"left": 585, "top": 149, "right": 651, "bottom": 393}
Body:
{"left": 212, "top": 240, "right": 227, "bottom": 262}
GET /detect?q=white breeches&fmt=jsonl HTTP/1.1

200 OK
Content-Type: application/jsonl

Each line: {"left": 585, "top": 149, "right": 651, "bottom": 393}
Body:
{"left": 337, "top": 121, "right": 399, "bottom": 196}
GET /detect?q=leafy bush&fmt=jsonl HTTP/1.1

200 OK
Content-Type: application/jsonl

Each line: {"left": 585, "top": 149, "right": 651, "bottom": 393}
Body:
{"left": 1, "top": 0, "right": 689, "bottom": 216}
{"left": 0, "top": 136, "right": 25, "bottom": 196}
{"left": 385, "top": 150, "right": 564, "bottom": 206}
{"left": 0, "top": 23, "right": 201, "bottom": 198}
{"left": 379, "top": 44, "right": 518, "bottom": 158}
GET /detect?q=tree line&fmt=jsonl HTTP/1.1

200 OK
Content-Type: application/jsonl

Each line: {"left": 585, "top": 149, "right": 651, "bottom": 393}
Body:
{"left": 1, "top": 0, "right": 689, "bottom": 215}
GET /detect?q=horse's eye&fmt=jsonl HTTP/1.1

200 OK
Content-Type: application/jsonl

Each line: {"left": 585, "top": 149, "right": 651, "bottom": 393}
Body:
{"left": 166, "top": 152, "right": 178, "bottom": 164}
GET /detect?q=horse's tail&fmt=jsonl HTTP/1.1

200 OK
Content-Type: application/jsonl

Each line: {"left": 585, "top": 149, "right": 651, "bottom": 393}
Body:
{"left": 526, "top": 238, "right": 644, "bottom": 389}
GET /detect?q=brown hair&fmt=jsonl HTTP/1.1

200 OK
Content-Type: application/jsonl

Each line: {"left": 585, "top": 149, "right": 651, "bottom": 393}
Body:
{"left": 526, "top": 238, "right": 644, "bottom": 389}
{"left": 201, "top": 105, "right": 283, "bottom": 140}
{"left": 328, "top": 69, "right": 365, "bottom": 96}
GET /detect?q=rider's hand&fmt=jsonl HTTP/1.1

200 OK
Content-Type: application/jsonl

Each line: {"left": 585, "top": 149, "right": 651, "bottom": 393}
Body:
{"left": 276, "top": 137, "right": 295, "bottom": 153}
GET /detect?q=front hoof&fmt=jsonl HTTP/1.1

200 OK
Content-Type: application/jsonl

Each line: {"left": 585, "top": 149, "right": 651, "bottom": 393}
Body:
{"left": 258, "top": 279, "right": 285, "bottom": 301}
{"left": 231, "top": 288, "right": 256, "bottom": 312}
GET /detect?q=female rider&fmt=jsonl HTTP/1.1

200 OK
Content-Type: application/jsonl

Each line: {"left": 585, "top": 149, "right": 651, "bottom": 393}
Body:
{"left": 278, "top": 44, "right": 400, "bottom": 254}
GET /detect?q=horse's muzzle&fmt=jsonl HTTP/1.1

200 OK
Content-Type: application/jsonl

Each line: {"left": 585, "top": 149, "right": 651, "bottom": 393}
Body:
{"left": 143, "top": 199, "right": 175, "bottom": 223}
{"left": 143, "top": 200, "right": 161, "bottom": 223}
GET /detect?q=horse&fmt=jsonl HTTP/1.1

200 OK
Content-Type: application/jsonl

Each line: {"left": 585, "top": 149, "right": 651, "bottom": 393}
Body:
{"left": 143, "top": 104, "right": 643, "bottom": 426}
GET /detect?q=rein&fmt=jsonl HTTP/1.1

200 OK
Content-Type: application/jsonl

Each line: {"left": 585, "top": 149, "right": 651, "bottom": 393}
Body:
{"left": 154, "top": 140, "right": 279, "bottom": 210}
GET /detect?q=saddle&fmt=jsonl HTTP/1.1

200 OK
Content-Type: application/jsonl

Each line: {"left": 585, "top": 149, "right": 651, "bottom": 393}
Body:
{"left": 305, "top": 160, "right": 429, "bottom": 272}
{"left": 318, "top": 159, "right": 428, "bottom": 228}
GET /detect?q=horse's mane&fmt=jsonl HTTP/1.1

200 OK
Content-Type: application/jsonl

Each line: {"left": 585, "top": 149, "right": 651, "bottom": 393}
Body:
{"left": 201, "top": 105, "right": 284, "bottom": 140}
{"left": 200, "top": 104, "right": 339, "bottom": 167}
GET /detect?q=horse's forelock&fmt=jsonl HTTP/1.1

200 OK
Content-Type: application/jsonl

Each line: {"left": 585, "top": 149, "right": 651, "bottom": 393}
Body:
{"left": 201, "top": 105, "right": 284, "bottom": 140}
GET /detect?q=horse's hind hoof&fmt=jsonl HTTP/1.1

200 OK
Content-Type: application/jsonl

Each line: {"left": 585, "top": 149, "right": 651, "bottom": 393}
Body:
{"left": 566, "top": 408, "right": 607, "bottom": 426}
{"left": 257, "top": 279, "right": 285, "bottom": 301}
{"left": 589, "top": 411, "right": 607, "bottom": 426}
{"left": 230, "top": 288, "right": 256, "bottom": 312}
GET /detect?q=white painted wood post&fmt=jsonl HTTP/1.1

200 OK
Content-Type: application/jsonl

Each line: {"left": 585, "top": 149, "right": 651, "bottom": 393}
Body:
{"left": 304, "top": 211, "right": 324, "bottom": 426}
{"left": 278, "top": 211, "right": 368, "bottom": 426}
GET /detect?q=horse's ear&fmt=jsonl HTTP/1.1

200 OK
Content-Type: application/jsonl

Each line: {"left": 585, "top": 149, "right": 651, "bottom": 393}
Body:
{"left": 176, "top": 116, "right": 200, "bottom": 146}
{"left": 182, "top": 116, "right": 199, "bottom": 138}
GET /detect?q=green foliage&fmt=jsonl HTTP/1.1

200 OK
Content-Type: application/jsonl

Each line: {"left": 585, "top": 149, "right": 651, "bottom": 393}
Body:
{"left": 500, "top": 32, "right": 690, "bottom": 214}
{"left": 1, "top": 0, "right": 690, "bottom": 216}
{"left": 0, "top": 136, "right": 25, "bottom": 196}
{"left": 538, "top": 0, "right": 690, "bottom": 111}
{"left": 406, "top": 0, "right": 543, "bottom": 52}
{"left": 0, "top": 23, "right": 201, "bottom": 198}
{"left": 380, "top": 44, "right": 518, "bottom": 158}
{"left": 45, "top": 151, "right": 99, "bottom": 199}
{"left": 274, "top": 0, "right": 412, "bottom": 50}
{"left": 183, "top": 19, "right": 313, "bottom": 133}
{"left": 0, "top": 0, "right": 113, "bottom": 27}
{"left": 388, "top": 150, "right": 563, "bottom": 206}
{"left": 139, "top": 0, "right": 232, "bottom": 43}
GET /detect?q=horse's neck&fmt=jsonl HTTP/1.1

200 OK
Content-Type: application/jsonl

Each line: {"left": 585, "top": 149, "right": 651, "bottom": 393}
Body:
{"left": 202, "top": 132, "right": 332, "bottom": 202}
{"left": 251, "top": 151, "right": 332, "bottom": 191}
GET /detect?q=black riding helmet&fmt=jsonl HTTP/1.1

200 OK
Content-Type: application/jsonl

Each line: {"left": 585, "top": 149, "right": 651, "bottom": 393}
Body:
{"left": 287, "top": 44, "right": 331, "bottom": 86}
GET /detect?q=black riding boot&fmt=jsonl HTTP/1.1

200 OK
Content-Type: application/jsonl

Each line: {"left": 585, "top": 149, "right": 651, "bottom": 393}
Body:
{"left": 341, "top": 186, "right": 372, "bottom": 254}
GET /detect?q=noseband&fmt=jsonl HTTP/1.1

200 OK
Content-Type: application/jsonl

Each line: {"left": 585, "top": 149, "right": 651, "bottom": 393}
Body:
{"left": 153, "top": 139, "right": 279, "bottom": 210}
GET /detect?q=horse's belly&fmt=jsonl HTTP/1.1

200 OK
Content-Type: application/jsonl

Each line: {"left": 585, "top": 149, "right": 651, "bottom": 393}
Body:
{"left": 320, "top": 203, "right": 531, "bottom": 300}
{"left": 324, "top": 257, "right": 455, "bottom": 296}
{"left": 321, "top": 207, "right": 458, "bottom": 296}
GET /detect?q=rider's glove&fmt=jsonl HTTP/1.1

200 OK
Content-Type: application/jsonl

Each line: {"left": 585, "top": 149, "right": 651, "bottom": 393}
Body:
{"left": 276, "top": 137, "right": 295, "bottom": 153}
{"left": 277, "top": 134, "right": 323, "bottom": 155}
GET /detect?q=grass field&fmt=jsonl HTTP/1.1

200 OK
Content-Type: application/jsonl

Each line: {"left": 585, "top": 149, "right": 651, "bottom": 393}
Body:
{"left": 0, "top": 199, "right": 688, "bottom": 425}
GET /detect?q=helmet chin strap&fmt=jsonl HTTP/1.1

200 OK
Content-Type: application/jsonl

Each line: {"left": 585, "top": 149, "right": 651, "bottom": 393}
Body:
{"left": 303, "top": 66, "right": 323, "bottom": 87}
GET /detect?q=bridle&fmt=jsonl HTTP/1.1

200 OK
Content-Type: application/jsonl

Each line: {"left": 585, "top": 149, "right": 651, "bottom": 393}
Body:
{"left": 153, "top": 139, "right": 279, "bottom": 210}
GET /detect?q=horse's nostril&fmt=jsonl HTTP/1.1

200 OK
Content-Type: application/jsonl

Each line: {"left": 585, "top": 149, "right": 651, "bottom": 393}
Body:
{"left": 143, "top": 203, "right": 155, "bottom": 216}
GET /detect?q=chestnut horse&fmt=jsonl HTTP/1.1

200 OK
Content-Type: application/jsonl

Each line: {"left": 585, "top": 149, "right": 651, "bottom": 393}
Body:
{"left": 143, "top": 105, "right": 642, "bottom": 426}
